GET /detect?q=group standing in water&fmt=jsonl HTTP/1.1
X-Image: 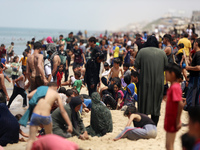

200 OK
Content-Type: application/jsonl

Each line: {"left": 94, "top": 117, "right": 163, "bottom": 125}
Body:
{"left": 0, "top": 27, "right": 200, "bottom": 150}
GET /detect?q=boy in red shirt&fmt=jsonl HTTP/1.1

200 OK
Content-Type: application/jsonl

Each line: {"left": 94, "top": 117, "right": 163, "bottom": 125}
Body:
{"left": 164, "top": 63, "right": 184, "bottom": 150}
{"left": 56, "top": 64, "right": 64, "bottom": 89}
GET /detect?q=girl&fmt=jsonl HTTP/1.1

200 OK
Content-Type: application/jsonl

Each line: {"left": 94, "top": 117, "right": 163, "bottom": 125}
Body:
{"left": 19, "top": 51, "right": 27, "bottom": 74}
{"left": 113, "top": 82, "right": 124, "bottom": 110}
{"left": 114, "top": 105, "right": 157, "bottom": 141}
{"left": 7, "top": 71, "right": 27, "bottom": 108}
{"left": 11, "top": 56, "right": 20, "bottom": 86}
{"left": 56, "top": 64, "right": 64, "bottom": 89}
{"left": 123, "top": 83, "right": 137, "bottom": 107}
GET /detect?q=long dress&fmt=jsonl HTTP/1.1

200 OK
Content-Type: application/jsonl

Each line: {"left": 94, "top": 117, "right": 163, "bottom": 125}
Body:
{"left": 0, "top": 103, "right": 19, "bottom": 146}
{"left": 134, "top": 47, "right": 168, "bottom": 116}
{"left": 86, "top": 92, "right": 113, "bottom": 137}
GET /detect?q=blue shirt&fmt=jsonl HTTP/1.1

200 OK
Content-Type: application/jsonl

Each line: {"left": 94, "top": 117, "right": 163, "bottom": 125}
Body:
{"left": 1, "top": 58, "right": 6, "bottom": 64}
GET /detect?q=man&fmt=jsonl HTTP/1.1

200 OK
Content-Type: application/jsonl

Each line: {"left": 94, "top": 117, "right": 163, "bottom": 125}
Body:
{"left": 88, "top": 37, "right": 101, "bottom": 59}
{"left": 47, "top": 45, "right": 61, "bottom": 82}
{"left": 58, "top": 44, "right": 68, "bottom": 81}
{"left": 26, "top": 42, "right": 48, "bottom": 91}
{"left": 134, "top": 35, "right": 168, "bottom": 126}
{"left": 85, "top": 51, "right": 104, "bottom": 96}
{"left": 100, "top": 35, "right": 109, "bottom": 45}
{"left": 100, "top": 40, "right": 108, "bottom": 61}
{"left": 134, "top": 34, "right": 143, "bottom": 52}
{"left": 79, "top": 40, "right": 86, "bottom": 54}
{"left": 0, "top": 64, "right": 9, "bottom": 102}
{"left": 163, "top": 34, "right": 174, "bottom": 63}
{"left": 185, "top": 38, "right": 200, "bottom": 110}
{"left": 66, "top": 32, "right": 77, "bottom": 50}
{"left": 0, "top": 44, "right": 6, "bottom": 58}
{"left": 178, "top": 33, "right": 191, "bottom": 61}
{"left": 57, "top": 35, "right": 65, "bottom": 45}
{"left": 7, "top": 42, "right": 14, "bottom": 61}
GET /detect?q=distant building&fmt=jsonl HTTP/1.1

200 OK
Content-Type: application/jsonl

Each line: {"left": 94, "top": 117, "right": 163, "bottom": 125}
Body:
{"left": 191, "top": 11, "right": 200, "bottom": 22}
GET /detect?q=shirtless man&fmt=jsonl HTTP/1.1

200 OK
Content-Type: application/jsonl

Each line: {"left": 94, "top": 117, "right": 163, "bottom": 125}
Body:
{"left": 26, "top": 42, "right": 48, "bottom": 91}
{"left": 47, "top": 47, "right": 61, "bottom": 82}
{"left": 0, "top": 64, "right": 9, "bottom": 103}
{"left": 107, "top": 58, "right": 123, "bottom": 83}
{"left": 26, "top": 82, "right": 73, "bottom": 150}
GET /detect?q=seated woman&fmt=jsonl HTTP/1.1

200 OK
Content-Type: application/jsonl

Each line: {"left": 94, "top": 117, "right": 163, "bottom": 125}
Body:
{"left": 0, "top": 97, "right": 19, "bottom": 146}
{"left": 114, "top": 105, "right": 157, "bottom": 141}
{"left": 86, "top": 92, "right": 113, "bottom": 137}
{"left": 52, "top": 96, "right": 89, "bottom": 140}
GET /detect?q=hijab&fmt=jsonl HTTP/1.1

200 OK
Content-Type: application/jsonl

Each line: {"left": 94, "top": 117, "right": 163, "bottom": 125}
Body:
{"left": 46, "top": 36, "right": 54, "bottom": 43}
{"left": 69, "top": 97, "right": 82, "bottom": 129}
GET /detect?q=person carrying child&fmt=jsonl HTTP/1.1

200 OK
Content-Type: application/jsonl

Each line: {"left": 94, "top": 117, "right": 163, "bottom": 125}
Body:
{"left": 19, "top": 51, "right": 27, "bottom": 73}
{"left": 164, "top": 63, "right": 184, "bottom": 150}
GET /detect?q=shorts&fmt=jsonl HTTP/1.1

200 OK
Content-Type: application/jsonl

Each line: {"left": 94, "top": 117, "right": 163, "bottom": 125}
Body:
{"left": 22, "top": 65, "right": 26, "bottom": 72}
{"left": 12, "top": 75, "right": 18, "bottom": 80}
{"left": 30, "top": 113, "right": 52, "bottom": 126}
{"left": 30, "top": 76, "right": 44, "bottom": 91}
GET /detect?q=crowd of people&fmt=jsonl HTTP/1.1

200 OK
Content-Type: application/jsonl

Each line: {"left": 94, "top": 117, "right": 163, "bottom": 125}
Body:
{"left": 0, "top": 26, "right": 200, "bottom": 150}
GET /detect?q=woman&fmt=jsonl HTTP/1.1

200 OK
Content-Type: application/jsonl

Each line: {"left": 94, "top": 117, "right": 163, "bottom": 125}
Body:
{"left": 134, "top": 35, "right": 168, "bottom": 126}
{"left": 52, "top": 96, "right": 88, "bottom": 140}
{"left": 114, "top": 106, "right": 157, "bottom": 141}
{"left": 0, "top": 97, "right": 19, "bottom": 146}
{"left": 86, "top": 92, "right": 113, "bottom": 137}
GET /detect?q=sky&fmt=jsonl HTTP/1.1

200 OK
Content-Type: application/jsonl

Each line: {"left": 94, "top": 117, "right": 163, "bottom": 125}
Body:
{"left": 0, "top": 0, "right": 200, "bottom": 31}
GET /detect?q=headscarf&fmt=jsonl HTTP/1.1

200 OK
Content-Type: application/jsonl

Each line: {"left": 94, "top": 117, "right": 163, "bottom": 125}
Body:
{"left": 46, "top": 36, "right": 54, "bottom": 43}
{"left": 69, "top": 97, "right": 82, "bottom": 129}
{"left": 86, "top": 92, "right": 113, "bottom": 137}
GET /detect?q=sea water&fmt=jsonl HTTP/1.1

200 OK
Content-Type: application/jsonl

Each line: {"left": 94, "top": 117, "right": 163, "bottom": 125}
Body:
{"left": 0, "top": 27, "right": 103, "bottom": 55}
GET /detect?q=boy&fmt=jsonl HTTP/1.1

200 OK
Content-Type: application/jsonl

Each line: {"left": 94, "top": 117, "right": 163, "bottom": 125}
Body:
{"left": 101, "top": 62, "right": 111, "bottom": 86}
{"left": 73, "top": 44, "right": 86, "bottom": 67}
{"left": 130, "top": 70, "right": 138, "bottom": 94}
{"left": 25, "top": 82, "right": 73, "bottom": 150}
{"left": 123, "top": 63, "right": 131, "bottom": 77}
{"left": 107, "top": 58, "right": 123, "bottom": 83}
{"left": 73, "top": 71, "right": 82, "bottom": 93}
{"left": 164, "top": 63, "right": 184, "bottom": 150}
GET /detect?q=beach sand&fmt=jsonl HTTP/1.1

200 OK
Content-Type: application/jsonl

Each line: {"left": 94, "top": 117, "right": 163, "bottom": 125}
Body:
{"left": 3, "top": 66, "right": 189, "bottom": 150}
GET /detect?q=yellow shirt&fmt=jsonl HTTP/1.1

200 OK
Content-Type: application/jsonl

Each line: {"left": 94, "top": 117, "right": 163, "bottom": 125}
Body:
{"left": 114, "top": 47, "right": 119, "bottom": 58}
{"left": 20, "top": 57, "right": 27, "bottom": 66}
{"left": 178, "top": 38, "right": 191, "bottom": 56}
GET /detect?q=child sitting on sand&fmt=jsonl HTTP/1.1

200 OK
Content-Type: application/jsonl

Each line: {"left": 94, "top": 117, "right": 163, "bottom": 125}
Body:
{"left": 107, "top": 58, "right": 123, "bottom": 84}
{"left": 114, "top": 105, "right": 157, "bottom": 141}
{"left": 164, "top": 63, "right": 184, "bottom": 150}
{"left": 25, "top": 82, "right": 73, "bottom": 150}
{"left": 15, "top": 114, "right": 29, "bottom": 142}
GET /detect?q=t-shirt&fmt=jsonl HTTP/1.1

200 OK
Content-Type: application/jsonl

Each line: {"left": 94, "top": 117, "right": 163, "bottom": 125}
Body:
{"left": 20, "top": 57, "right": 27, "bottom": 66}
{"left": 45, "top": 64, "right": 53, "bottom": 82}
{"left": 73, "top": 49, "right": 83, "bottom": 64}
{"left": 164, "top": 83, "right": 182, "bottom": 132}
{"left": 73, "top": 79, "right": 82, "bottom": 93}
{"left": 58, "top": 51, "right": 67, "bottom": 65}
{"left": 178, "top": 38, "right": 191, "bottom": 56}
{"left": 66, "top": 37, "right": 75, "bottom": 50}
{"left": 79, "top": 45, "right": 86, "bottom": 54}
{"left": 113, "top": 46, "right": 119, "bottom": 58}
{"left": 1, "top": 58, "right": 6, "bottom": 64}
{"left": 7, "top": 45, "right": 13, "bottom": 54}
{"left": 11, "top": 62, "right": 20, "bottom": 75}
{"left": 190, "top": 51, "right": 200, "bottom": 77}
{"left": 0, "top": 49, "right": 6, "bottom": 58}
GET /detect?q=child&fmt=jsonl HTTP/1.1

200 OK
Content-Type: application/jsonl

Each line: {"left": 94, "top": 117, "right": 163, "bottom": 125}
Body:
{"left": 10, "top": 56, "right": 20, "bottom": 86}
{"left": 101, "top": 62, "right": 111, "bottom": 86}
{"left": 73, "top": 71, "right": 82, "bottom": 93}
{"left": 130, "top": 70, "right": 138, "bottom": 94}
{"left": 181, "top": 133, "right": 195, "bottom": 150}
{"left": 73, "top": 44, "right": 86, "bottom": 67}
{"left": 164, "top": 63, "right": 184, "bottom": 150}
{"left": 113, "top": 82, "right": 124, "bottom": 110}
{"left": 15, "top": 114, "right": 29, "bottom": 142}
{"left": 123, "top": 83, "right": 137, "bottom": 107}
{"left": 1, "top": 58, "right": 11, "bottom": 83}
{"left": 25, "top": 82, "right": 73, "bottom": 150}
{"left": 114, "top": 105, "right": 157, "bottom": 141}
{"left": 107, "top": 58, "right": 123, "bottom": 83}
{"left": 56, "top": 63, "right": 64, "bottom": 89}
{"left": 7, "top": 71, "right": 27, "bottom": 108}
{"left": 19, "top": 51, "right": 27, "bottom": 73}
{"left": 121, "top": 63, "right": 131, "bottom": 87}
